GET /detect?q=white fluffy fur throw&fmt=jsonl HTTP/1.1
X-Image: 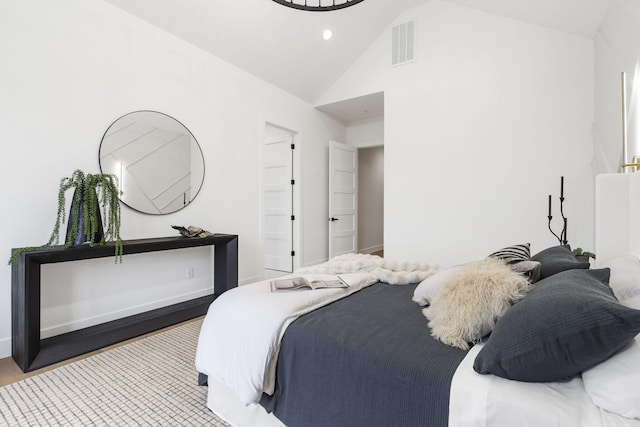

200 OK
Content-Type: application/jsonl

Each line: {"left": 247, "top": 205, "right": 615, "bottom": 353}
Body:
{"left": 296, "top": 253, "right": 440, "bottom": 285}
{"left": 423, "top": 257, "right": 532, "bottom": 350}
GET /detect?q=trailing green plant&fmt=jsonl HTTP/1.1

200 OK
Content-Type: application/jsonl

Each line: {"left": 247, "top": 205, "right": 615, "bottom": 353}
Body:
{"left": 571, "top": 247, "right": 596, "bottom": 260}
{"left": 8, "top": 170, "right": 123, "bottom": 264}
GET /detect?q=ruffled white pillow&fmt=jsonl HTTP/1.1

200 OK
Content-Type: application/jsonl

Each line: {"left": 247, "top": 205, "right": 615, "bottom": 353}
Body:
{"left": 422, "top": 258, "right": 532, "bottom": 350}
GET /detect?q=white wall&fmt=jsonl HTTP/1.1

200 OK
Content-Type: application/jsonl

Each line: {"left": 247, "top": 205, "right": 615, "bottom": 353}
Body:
{"left": 346, "top": 117, "right": 384, "bottom": 148}
{"left": 0, "top": 0, "right": 344, "bottom": 357}
{"left": 319, "top": 0, "right": 596, "bottom": 266}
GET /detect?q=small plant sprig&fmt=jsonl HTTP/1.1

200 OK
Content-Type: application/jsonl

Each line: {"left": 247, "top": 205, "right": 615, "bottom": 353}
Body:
{"left": 8, "top": 170, "right": 123, "bottom": 265}
{"left": 571, "top": 247, "right": 596, "bottom": 260}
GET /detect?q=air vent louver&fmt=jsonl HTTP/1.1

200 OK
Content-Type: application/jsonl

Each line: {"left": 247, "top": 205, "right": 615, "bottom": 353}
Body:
{"left": 392, "top": 20, "right": 415, "bottom": 66}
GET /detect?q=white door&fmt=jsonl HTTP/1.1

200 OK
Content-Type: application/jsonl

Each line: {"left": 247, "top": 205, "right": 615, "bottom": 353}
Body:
{"left": 329, "top": 141, "right": 357, "bottom": 258}
{"left": 263, "top": 135, "right": 294, "bottom": 272}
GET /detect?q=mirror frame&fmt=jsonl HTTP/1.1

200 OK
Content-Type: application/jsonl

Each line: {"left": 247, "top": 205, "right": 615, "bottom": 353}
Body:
{"left": 99, "top": 110, "right": 205, "bottom": 215}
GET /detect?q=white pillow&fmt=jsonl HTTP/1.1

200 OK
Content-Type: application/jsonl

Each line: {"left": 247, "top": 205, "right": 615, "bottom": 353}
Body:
{"left": 412, "top": 265, "right": 463, "bottom": 306}
{"left": 582, "top": 334, "right": 640, "bottom": 420}
{"left": 599, "top": 254, "right": 640, "bottom": 309}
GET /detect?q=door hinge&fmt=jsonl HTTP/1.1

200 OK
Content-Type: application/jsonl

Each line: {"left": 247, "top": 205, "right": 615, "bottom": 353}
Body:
{"left": 291, "top": 143, "right": 295, "bottom": 150}
{"left": 291, "top": 215, "right": 295, "bottom": 221}
{"left": 291, "top": 250, "right": 295, "bottom": 256}
{"left": 290, "top": 179, "right": 295, "bottom": 185}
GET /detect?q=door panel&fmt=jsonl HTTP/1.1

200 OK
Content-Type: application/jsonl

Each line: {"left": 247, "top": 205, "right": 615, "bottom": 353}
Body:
{"left": 263, "top": 135, "right": 293, "bottom": 272}
{"left": 329, "top": 141, "right": 357, "bottom": 258}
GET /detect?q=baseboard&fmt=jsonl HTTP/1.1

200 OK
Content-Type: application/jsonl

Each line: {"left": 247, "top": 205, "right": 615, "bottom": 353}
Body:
{"left": 40, "top": 287, "right": 214, "bottom": 339}
{"left": 239, "top": 274, "right": 262, "bottom": 286}
{"left": 358, "top": 244, "right": 383, "bottom": 254}
{"left": 304, "top": 257, "right": 329, "bottom": 268}
{"left": 27, "top": 295, "right": 216, "bottom": 372}
{"left": 263, "top": 269, "right": 288, "bottom": 279}
{"left": 2, "top": 274, "right": 257, "bottom": 358}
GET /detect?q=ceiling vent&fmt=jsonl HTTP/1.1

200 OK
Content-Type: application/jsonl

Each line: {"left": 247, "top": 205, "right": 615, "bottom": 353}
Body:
{"left": 391, "top": 20, "right": 415, "bottom": 66}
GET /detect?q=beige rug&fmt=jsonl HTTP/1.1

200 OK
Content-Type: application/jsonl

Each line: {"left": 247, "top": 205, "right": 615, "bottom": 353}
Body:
{"left": 0, "top": 320, "right": 230, "bottom": 426}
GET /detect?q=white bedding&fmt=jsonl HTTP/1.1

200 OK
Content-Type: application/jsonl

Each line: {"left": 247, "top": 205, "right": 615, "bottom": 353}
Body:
{"left": 202, "top": 329, "right": 640, "bottom": 427}
{"left": 197, "top": 276, "right": 640, "bottom": 427}
{"left": 195, "top": 272, "right": 378, "bottom": 405}
{"left": 450, "top": 343, "right": 640, "bottom": 427}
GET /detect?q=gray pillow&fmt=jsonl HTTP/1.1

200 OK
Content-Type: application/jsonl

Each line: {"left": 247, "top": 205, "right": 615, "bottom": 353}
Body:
{"left": 473, "top": 268, "right": 640, "bottom": 382}
{"left": 530, "top": 244, "right": 589, "bottom": 279}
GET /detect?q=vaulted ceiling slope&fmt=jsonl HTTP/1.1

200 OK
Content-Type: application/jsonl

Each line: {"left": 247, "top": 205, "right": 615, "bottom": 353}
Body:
{"left": 105, "top": 0, "right": 611, "bottom": 107}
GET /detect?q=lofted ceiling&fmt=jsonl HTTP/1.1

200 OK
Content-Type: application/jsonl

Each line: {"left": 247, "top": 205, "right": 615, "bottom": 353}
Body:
{"left": 446, "top": 0, "right": 611, "bottom": 39}
{"left": 105, "top": 0, "right": 611, "bottom": 123}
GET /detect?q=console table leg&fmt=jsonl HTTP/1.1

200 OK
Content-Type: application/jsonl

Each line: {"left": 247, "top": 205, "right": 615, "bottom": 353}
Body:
{"left": 214, "top": 236, "right": 238, "bottom": 295}
{"left": 12, "top": 255, "right": 42, "bottom": 372}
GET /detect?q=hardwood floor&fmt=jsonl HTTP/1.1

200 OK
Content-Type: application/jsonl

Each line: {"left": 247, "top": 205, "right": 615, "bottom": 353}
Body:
{"left": 0, "top": 317, "right": 203, "bottom": 387}
{"left": 0, "top": 356, "right": 29, "bottom": 386}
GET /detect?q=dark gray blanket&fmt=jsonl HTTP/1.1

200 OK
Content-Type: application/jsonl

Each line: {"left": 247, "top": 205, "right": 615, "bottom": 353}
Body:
{"left": 259, "top": 282, "right": 469, "bottom": 427}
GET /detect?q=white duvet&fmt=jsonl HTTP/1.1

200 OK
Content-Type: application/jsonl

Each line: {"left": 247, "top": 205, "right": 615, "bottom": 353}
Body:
{"left": 195, "top": 272, "right": 378, "bottom": 405}
{"left": 450, "top": 344, "right": 640, "bottom": 427}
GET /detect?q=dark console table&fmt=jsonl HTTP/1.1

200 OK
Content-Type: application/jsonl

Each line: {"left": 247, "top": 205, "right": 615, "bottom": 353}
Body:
{"left": 11, "top": 234, "right": 238, "bottom": 372}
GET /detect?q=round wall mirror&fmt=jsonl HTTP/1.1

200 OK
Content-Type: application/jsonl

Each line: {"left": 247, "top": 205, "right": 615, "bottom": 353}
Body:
{"left": 99, "top": 110, "right": 205, "bottom": 214}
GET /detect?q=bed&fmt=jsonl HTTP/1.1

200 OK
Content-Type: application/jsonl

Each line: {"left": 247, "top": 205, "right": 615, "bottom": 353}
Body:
{"left": 195, "top": 173, "right": 640, "bottom": 427}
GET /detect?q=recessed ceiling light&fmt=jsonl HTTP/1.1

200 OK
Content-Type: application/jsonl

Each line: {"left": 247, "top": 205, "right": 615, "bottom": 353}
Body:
{"left": 323, "top": 29, "right": 333, "bottom": 41}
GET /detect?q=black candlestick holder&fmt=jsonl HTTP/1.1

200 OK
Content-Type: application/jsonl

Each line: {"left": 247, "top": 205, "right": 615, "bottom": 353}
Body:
{"left": 547, "top": 177, "right": 568, "bottom": 245}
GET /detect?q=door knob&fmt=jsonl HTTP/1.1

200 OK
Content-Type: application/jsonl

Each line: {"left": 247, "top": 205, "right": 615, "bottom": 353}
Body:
{"left": 330, "top": 217, "right": 339, "bottom": 221}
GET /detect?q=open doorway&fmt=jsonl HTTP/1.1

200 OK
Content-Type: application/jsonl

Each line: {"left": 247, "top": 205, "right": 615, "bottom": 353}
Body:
{"left": 357, "top": 146, "right": 384, "bottom": 256}
{"left": 317, "top": 91, "right": 385, "bottom": 258}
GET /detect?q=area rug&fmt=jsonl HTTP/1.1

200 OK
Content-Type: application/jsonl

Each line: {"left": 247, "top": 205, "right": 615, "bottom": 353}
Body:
{"left": 0, "top": 319, "right": 230, "bottom": 426}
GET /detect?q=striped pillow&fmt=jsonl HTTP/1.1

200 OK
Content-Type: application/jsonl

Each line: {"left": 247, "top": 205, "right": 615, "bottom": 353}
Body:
{"left": 489, "top": 243, "right": 541, "bottom": 283}
{"left": 489, "top": 243, "right": 530, "bottom": 263}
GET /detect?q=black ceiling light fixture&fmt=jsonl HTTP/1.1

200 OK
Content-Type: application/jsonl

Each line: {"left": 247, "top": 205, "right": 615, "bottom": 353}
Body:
{"left": 272, "top": 0, "right": 365, "bottom": 12}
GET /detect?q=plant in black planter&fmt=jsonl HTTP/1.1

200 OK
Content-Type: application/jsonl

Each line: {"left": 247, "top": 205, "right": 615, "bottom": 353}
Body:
{"left": 571, "top": 247, "right": 596, "bottom": 263}
{"left": 9, "top": 170, "right": 123, "bottom": 264}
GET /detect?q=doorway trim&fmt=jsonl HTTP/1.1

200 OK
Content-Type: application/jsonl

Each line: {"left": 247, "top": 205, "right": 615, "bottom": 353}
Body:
{"left": 261, "top": 122, "right": 302, "bottom": 276}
